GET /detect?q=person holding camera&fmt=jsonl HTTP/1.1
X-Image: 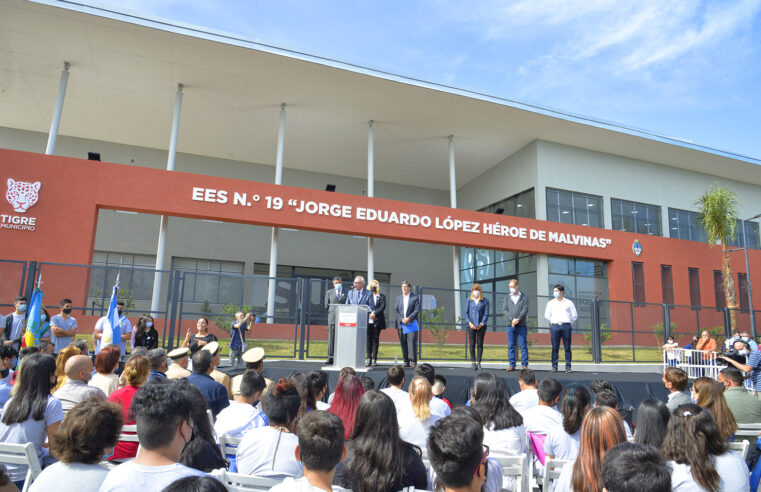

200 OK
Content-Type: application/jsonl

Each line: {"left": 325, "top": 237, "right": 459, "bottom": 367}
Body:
{"left": 720, "top": 340, "right": 761, "bottom": 397}
{"left": 230, "top": 310, "right": 254, "bottom": 368}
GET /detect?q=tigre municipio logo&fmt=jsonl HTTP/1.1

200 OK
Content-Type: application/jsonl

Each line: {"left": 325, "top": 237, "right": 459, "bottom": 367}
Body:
{"left": 6, "top": 178, "right": 41, "bottom": 213}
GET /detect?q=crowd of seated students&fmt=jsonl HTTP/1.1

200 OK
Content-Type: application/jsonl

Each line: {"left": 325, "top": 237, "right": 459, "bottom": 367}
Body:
{"left": 2, "top": 343, "right": 761, "bottom": 492}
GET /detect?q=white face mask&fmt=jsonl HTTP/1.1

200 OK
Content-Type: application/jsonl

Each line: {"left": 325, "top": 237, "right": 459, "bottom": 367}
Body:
{"left": 509, "top": 287, "right": 517, "bottom": 295}
{"left": 553, "top": 291, "right": 561, "bottom": 299}
{"left": 472, "top": 291, "right": 480, "bottom": 298}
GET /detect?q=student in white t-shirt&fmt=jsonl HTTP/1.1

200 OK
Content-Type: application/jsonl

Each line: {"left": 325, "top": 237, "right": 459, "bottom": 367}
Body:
{"left": 471, "top": 372, "right": 526, "bottom": 492}
{"left": 236, "top": 378, "right": 304, "bottom": 479}
{"left": 214, "top": 371, "right": 268, "bottom": 439}
{"left": 662, "top": 404, "right": 750, "bottom": 492}
{"left": 522, "top": 378, "right": 563, "bottom": 478}
{"left": 0, "top": 353, "right": 63, "bottom": 486}
{"left": 509, "top": 368, "right": 539, "bottom": 416}
{"left": 397, "top": 377, "right": 442, "bottom": 449}
{"left": 544, "top": 384, "right": 591, "bottom": 461}
{"left": 380, "top": 365, "right": 410, "bottom": 414}
{"left": 98, "top": 380, "right": 209, "bottom": 492}
{"left": 269, "top": 411, "right": 351, "bottom": 492}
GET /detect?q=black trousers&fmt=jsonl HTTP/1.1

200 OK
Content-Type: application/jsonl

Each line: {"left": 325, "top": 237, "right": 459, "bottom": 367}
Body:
{"left": 468, "top": 325, "right": 487, "bottom": 362}
{"left": 398, "top": 328, "right": 418, "bottom": 364}
{"left": 327, "top": 323, "right": 336, "bottom": 359}
{"left": 366, "top": 324, "right": 383, "bottom": 360}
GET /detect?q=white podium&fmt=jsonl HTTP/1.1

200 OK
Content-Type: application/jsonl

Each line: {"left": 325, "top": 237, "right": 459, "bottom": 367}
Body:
{"left": 335, "top": 304, "right": 369, "bottom": 369}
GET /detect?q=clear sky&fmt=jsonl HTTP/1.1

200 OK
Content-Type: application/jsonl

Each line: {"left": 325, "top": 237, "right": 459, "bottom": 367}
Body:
{"left": 90, "top": 0, "right": 761, "bottom": 160}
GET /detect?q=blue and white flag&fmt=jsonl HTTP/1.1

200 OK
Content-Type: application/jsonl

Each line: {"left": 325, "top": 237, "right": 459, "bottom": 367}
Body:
{"left": 23, "top": 287, "right": 44, "bottom": 348}
{"left": 99, "top": 278, "right": 121, "bottom": 351}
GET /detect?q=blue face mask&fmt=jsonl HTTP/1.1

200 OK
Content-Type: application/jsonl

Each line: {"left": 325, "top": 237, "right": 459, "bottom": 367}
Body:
{"left": 146, "top": 321, "right": 153, "bottom": 328}
{"left": 17, "top": 304, "right": 27, "bottom": 312}
{"left": 553, "top": 291, "right": 561, "bottom": 299}
{"left": 335, "top": 284, "right": 342, "bottom": 292}
{"left": 41, "top": 314, "right": 47, "bottom": 322}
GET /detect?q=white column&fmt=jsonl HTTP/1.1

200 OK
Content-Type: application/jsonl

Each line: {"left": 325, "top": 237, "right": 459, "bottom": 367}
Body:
{"left": 449, "top": 135, "right": 461, "bottom": 323}
{"left": 266, "top": 103, "right": 287, "bottom": 323}
{"left": 45, "top": 61, "right": 70, "bottom": 155}
{"left": 367, "top": 120, "right": 375, "bottom": 282}
{"left": 150, "top": 83, "right": 183, "bottom": 313}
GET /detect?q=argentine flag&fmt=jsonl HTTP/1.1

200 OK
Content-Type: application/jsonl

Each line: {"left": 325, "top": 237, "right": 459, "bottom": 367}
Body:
{"left": 23, "top": 288, "right": 43, "bottom": 348}
{"left": 99, "top": 279, "right": 121, "bottom": 352}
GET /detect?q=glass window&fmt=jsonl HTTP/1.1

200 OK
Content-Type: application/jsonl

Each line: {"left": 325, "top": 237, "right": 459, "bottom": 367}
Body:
{"left": 91, "top": 251, "right": 157, "bottom": 301}
{"left": 611, "top": 198, "right": 662, "bottom": 235}
{"left": 714, "top": 270, "right": 725, "bottom": 309}
{"left": 548, "top": 256, "right": 608, "bottom": 300}
{"left": 632, "top": 262, "right": 645, "bottom": 305}
{"left": 668, "top": 208, "right": 707, "bottom": 242}
{"left": 546, "top": 188, "right": 603, "bottom": 228}
{"left": 172, "top": 257, "right": 244, "bottom": 305}
{"left": 661, "top": 265, "right": 674, "bottom": 305}
{"left": 480, "top": 188, "right": 536, "bottom": 219}
{"left": 728, "top": 220, "right": 761, "bottom": 249}
{"left": 688, "top": 268, "right": 701, "bottom": 307}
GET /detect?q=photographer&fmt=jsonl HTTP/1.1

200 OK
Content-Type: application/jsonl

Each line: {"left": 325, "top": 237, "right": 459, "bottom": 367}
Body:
{"left": 719, "top": 339, "right": 751, "bottom": 366}
{"left": 720, "top": 340, "right": 761, "bottom": 396}
{"left": 230, "top": 310, "right": 255, "bottom": 368}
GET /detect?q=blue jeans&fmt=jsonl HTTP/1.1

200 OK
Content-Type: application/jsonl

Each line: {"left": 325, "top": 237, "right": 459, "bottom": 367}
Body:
{"left": 551, "top": 323, "right": 572, "bottom": 369}
{"left": 507, "top": 325, "right": 529, "bottom": 367}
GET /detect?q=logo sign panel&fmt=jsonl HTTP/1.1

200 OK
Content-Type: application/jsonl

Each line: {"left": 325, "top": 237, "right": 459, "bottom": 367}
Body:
{"left": 2, "top": 178, "right": 40, "bottom": 231}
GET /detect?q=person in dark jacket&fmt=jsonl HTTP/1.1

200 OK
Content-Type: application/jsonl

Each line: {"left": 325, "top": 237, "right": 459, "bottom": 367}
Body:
{"left": 366, "top": 279, "right": 386, "bottom": 367}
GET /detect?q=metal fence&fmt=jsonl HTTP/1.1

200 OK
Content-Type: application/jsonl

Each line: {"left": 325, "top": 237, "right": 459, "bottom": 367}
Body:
{"left": 2, "top": 259, "right": 758, "bottom": 363}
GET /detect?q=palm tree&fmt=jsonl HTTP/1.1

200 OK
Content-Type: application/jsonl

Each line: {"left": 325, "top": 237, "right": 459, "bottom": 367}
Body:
{"left": 697, "top": 184, "right": 739, "bottom": 330}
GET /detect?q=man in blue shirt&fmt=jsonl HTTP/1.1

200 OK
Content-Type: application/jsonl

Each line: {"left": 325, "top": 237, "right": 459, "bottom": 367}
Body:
{"left": 721, "top": 343, "right": 761, "bottom": 397}
{"left": 187, "top": 349, "right": 230, "bottom": 417}
{"left": 148, "top": 348, "right": 168, "bottom": 380}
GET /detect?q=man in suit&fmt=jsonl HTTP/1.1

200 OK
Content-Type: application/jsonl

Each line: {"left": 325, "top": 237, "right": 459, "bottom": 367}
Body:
{"left": 324, "top": 276, "right": 347, "bottom": 365}
{"left": 345, "top": 275, "right": 375, "bottom": 320}
{"left": 395, "top": 280, "right": 421, "bottom": 367}
{"left": 502, "top": 278, "right": 530, "bottom": 371}
{"left": 663, "top": 366, "right": 691, "bottom": 413}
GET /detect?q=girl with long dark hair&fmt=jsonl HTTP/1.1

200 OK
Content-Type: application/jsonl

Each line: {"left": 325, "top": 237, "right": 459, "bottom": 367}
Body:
{"left": 471, "top": 371, "right": 525, "bottom": 491}
{"left": 693, "top": 376, "right": 737, "bottom": 441}
{"left": 544, "top": 383, "right": 590, "bottom": 461}
{"left": 554, "top": 406, "right": 627, "bottom": 492}
{"left": 632, "top": 398, "right": 670, "bottom": 449}
{"left": 131, "top": 314, "right": 159, "bottom": 350}
{"left": 176, "top": 380, "right": 227, "bottom": 472}
{"left": 334, "top": 390, "right": 427, "bottom": 492}
{"left": 0, "top": 353, "right": 63, "bottom": 486}
{"left": 662, "top": 404, "right": 749, "bottom": 492}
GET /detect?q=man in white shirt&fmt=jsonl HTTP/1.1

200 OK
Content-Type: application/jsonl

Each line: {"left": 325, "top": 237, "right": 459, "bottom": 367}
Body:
{"left": 414, "top": 363, "right": 451, "bottom": 418}
{"left": 380, "top": 365, "right": 410, "bottom": 414}
{"left": 268, "top": 411, "right": 350, "bottom": 492}
{"left": 99, "top": 380, "right": 208, "bottom": 492}
{"left": 214, "top": 371, "right": 268, "bottom": 439}
{"left": 523, "top": 378, "right": 563, "bottom": 435}
{"left": 509, "top": 368, "right": 539, "bottom": 416}
{"left": 543, "top": 284, "right": 578, "bottom": 373}
{"left": 93, "top": 301, "right": 132, "bottom": 356}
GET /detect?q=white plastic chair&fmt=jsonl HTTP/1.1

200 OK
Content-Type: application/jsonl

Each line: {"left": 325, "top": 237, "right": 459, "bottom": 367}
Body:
{"left": 0, "top": 442, "right": 43, "bottom": 492}
{"left": 729, "top": 439, "right": 751, "bottom": 460}
{"left": 493, "top": 453, "right": 527, "bottom": 492}
{"left": 542, "top": 458, "right": 571, "bottom": 492}
{"left": 736, "top": 423, "right": 761, "bottom": 440}
{"left": 219, "top": 434, "right": 243, "bottom": 458}
{"left": 212, "top": 469, "right": 283, "bottom": 491}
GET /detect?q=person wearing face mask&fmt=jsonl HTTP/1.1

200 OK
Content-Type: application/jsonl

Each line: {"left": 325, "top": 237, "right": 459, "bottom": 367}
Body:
{"left": 366, "top": 279, "right": 387, "bottom": 367}
{"left": 502, "top": 278, "right": 530, "bottom": 371}
{"left": 131, "top": 314, "right": 159, "bottom": 350}
{"left": 465, "top": 284, "right": 489, "bottom": 370}
{"left": 324, "top": 276, "right": 347, "bottom": 365}
{"left": 741, "top": 331, "right": 759, "bottom": 351}
{"left": 93, "top": 301, "right": 132, "bottom": 356}
{"left": 544, "top": 284, "right": 578, "bottom": 373}
{"left": 49, "top": 298, "right": 78, "bottom": 356}
{"left": 2, "top": 296, "right": 29, "bottom": 352}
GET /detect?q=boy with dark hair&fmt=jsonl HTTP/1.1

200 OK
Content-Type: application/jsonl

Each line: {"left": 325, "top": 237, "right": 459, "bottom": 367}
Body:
{"left": 427, "top": 415, "right": 487, "bottom": 492}
{"left": 601, "top": 442, "right": 671, "bottom": 492}
{"left": 432, "top": 374, "right": 453, "bottom": 410}
{"left": 594, "top": 389, "right": 632, "bottom": 437}
{"left": 380, "top": 365, "right": 408, "bottom": 413}
{"left": 663, "top": 366, "right": 691, "bottom": 413}
{"left": 3, "top": 296, "right": 28, "bottom": 351}
{"left": 269, "top": 410, "right": 350, "bottom": 492}
{"left": 523, "top": 378, "right": 563, "bottom": 477}
{"left": 49, "top": 298, "right": 77, "bottom": 355}
{"left": 214, "top": 371, "right": 268, "bottom": 439}
{"left": 510, "top": 368, "right": 539, "bottom": 415}
{"left": 99, "top": 380, "right": 208, "bottom": 491}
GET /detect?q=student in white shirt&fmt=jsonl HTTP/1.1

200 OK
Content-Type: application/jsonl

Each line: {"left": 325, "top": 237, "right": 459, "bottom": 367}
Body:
{"left": 269, "top": 411, "right": 351, "bottom": 492}
{"left": 663, "top": 404, "right": 750, "bottom": 492}
{"left": 543, "top": 284, "right": 578, "bottom": 373}
{"left": 99, "top": 380, "right": 208, "bottom": 492}
{"left": 522, "top": 378, "right": 563, "bottom": 478}
{"left": 509, "top": 368, "right": 539, "bottom": 416}
{"left": 214, "top": 371, "right": 268, "bottom": 439}
{"left": 236, "top": 378, "right": 304, "bottom": 480}
{"left": 380, "top": 365, "right": 409, "bottom": 414}
{"left": 593, "top": 389, "right": 633, "bottom": 438}
{"left": 414, "top": 363, "right": 451, "bottom": 418}
{"left": 397, "top": 377, "right": 442, "bottom": 449}
{"left": 544, "top": 384, "right": 590, "bottom": 461}
{"left": 471, "top": 372, "right": 526, "bottom": 492}
{"left": 553, "top": 406, "right": 628, "bottom": 492}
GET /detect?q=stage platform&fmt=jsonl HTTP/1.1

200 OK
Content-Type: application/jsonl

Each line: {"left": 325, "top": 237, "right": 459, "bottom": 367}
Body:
{"left": 221, "top": 360, "right": 669, "bottom": 411}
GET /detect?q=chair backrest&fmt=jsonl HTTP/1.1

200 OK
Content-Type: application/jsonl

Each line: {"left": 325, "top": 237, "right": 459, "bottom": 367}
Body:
{"left": 214, "top": 470, "right": 282, "bottom": 491}
{"left": 219, "top": 434, "right": 242, "bottom": 457}
{"left": 494, "top": 454, "right": 527, "bottom": 492}
{"left": 543, "top": 458, "right": 572, "bottom": 492}
{"left": 728, "top": 440, "right": 751, "bottom": 460}
{"left": 736, "top": 423, "right": 761, "bottom": 439}
{"left": 0, "top": 442, "right": 43, "bottom": 491}
{"left": 118, "top": 423, "right": 139, "bottom": 443}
